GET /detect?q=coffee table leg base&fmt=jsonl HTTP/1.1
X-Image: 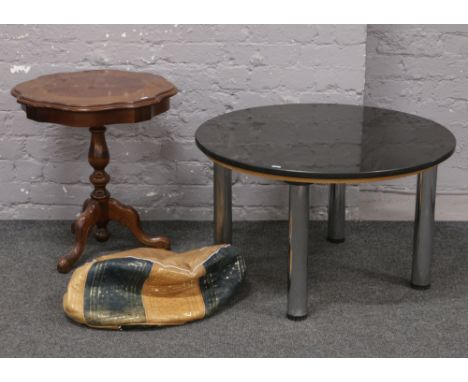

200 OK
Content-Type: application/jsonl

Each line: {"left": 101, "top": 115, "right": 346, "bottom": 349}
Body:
{"left": 327, "top": 184, "right": 346, "bottom": 243}
{"left": 411, "top": 167, "right": 437, "bottom": 288}
{"left": 326, "top": 237, "right": 345, "bottom": 244}
{"left": 287, "top": 184, "right": 309, "bottom": 320}
{"left": 410, "top": 283, "right": 431, "bottom": 290}
{"left": 287, "top": 314, "right": 308, "bottom": 321}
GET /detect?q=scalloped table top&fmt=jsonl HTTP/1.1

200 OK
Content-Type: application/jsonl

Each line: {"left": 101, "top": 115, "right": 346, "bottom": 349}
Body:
{"left": 11, "top": 69, "right": 177, "bottom": 112}
{"left": 11, "top": 70, "right": 177, "bottom": 127}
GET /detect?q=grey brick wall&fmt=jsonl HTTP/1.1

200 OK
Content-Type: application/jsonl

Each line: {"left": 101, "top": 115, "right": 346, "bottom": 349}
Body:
{"left": 0, "top": 25, "right": 367, "bottom": 220}
{"left": 363, "top": 25, "right": 468, "bottom": 220}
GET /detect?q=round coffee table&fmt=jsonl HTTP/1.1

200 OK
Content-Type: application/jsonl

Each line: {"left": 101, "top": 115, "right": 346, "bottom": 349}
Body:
{"left": 195, "top": 104, "right": 456, "bottom": 320}
{"left": 11, "top": 70, "right": 177, "bottom": 273}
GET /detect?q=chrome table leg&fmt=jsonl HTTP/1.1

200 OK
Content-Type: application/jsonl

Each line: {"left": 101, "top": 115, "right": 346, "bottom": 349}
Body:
{"left": 327, "top": 184, "right": 346, "bottom": 243}
{"left": 412, "top": 166, "right": 438, "bottom": 289}
{"left": 287, "top": 183, "right": 309, "bottom": 320}
{"left": 214, "top": 163, "right": 232, "bottom": 244}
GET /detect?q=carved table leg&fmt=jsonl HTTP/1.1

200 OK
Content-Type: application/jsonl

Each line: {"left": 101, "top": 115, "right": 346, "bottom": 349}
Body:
{"left": 71, "top": 198, "right": 91, "bottom": 234}
{"left": 59, "top": 125, "right": 170, "bottom": 273}
{"left": 108, "top": 198, "right": 170, "bottom": 249}
{"left": 88, "top": 126, "right": 111, "bottom": 243}
{"left": 58, "top": 200, "right": 99, "bottom": 273}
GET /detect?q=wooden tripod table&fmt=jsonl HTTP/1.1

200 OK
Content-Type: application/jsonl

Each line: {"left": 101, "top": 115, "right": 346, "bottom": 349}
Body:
{"left": 11, "top": 70, "right": 177, "bottom": 273}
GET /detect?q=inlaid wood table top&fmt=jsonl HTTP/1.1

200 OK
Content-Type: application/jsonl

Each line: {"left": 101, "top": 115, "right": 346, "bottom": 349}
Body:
{"left": 11, "top": 70, "right": 177, "bottom": 127}
{"left": 196, "top": 104, "right": 456, "bottom": 183}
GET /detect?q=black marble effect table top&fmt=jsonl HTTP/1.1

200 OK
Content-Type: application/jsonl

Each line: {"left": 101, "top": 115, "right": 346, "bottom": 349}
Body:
{"left": 195, "top": 104, "right": 456, "bottom": 180}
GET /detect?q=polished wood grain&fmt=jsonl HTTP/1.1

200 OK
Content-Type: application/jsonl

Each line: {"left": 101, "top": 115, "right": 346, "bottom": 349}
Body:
{"left": 108, "top": 198, "right": 170, "bottom": 248}
{"left": 11, "top": 70, "right": 177, "bottom": 111}
{"left": 11, "top": 70, "right": 176, "bottom": 273}
{"left": 58, "top": 126, "right": 170, "bottom": 273}
{"left": 11, "top": 70, "right": 176, "bottom": 127}
{"left": 21, "top": 98, "right": 171, "bottom": 127}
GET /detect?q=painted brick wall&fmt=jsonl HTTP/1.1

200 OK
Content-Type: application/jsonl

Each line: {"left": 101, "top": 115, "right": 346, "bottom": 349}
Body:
{"left": 363, "top": 25, "right": 468, "bottom": 220}
{"left": 0, "top": 25, "right": 367, "bottom": 220}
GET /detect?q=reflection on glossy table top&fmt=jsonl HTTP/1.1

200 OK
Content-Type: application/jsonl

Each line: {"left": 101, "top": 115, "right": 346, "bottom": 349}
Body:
{"left": 11, "top": 70, "right": 177, "bottom": 112}
{"left": 195, "top": 104, "right": 456, "bottom": 180}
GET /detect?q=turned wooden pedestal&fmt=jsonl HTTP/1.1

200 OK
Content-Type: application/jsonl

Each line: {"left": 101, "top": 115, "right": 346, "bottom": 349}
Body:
{"left": 11, "top": 70, "right": 177, "bottom": 272}
{"left": 62, "top": 125, "right": 170, "bottom": 273}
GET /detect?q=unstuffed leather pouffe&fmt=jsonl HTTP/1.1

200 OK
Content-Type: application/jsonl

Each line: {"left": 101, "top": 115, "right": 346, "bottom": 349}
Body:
{"left": 63, "top": 244, "right": 246, "bottom": 329}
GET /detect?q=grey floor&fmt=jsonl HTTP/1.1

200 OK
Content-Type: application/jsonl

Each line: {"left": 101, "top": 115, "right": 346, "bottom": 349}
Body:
{"left": 0, "top": 220, "right": 467, "bottom": 357}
